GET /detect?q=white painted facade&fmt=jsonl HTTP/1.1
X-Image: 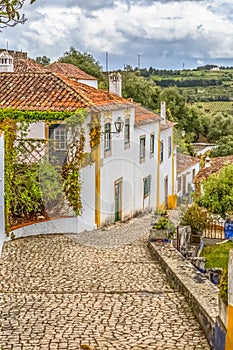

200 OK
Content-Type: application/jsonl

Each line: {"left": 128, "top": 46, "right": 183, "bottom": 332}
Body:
{"left": 159, "top": 125, "right": 175, "bottom": 208}
{"left": 177, "top": 162, "right": 200, "bottom": 197}
{"left": 79, "top": 79, "right": 98, "bottom": 89}
{"left": 98, "top": 107, "right": 160, "bottom": 226}
{"left": 11, "top": 105, "right": 168, "bottom": 237}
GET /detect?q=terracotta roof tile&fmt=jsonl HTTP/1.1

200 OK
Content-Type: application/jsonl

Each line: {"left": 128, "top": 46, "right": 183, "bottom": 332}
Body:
{"left": 14, "top": 58, "right": 43, "bottom": 73}
{"left": 0, "top": 72, "right": 132, "bottom": 112}
{"left": 134, "top": 103, "right": 161, "bottom": 126}
{"left": 194, "top": 155, "right": 233, "bottom": 185}
{"left": 177, "top": 153, "right": 200, "bottom": 174}
{"left": 45, "top": 62, "right": 97, "bottom": 81}
{"left": 160, "top": 119, "right": 176, "bottom": 130}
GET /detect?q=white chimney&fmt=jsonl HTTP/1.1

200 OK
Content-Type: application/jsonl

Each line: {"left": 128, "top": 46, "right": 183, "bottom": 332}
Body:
{"left": 109, "top": 72, "right": 122, "bottom": 97}
{"left": 160, "top": 101, "right": 166, "bottom": 124}
{"left": 205, "top": 156, "right": 211, "bottom": 168}
{"left": 0, "top": 51, "right": 14, "bottom": 72}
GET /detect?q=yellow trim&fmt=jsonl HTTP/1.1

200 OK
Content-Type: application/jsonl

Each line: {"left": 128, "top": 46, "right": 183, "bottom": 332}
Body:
{"left": 169, "top": 126, "right": 177, "bottom": 209}
{"left": 225, "top": 304, "right": 233, "bottom": 350}
{"left": 95, "top": 142, "right": 101, "bottom": 228}
{"left": 45, "top": 123, "right": 49, "bottom": 140}
{"left": 156, "top": 125, "right": 161, "bottom": 209}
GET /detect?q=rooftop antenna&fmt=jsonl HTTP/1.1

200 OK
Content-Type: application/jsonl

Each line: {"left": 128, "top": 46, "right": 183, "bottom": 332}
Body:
{"left": 106, "top": 52, "right": 109, "bottom": 73}
{"left": 138, "top": 52, "right": 143, "bottom": 69}
{"left": 6, "top": 41, "right": 8, "bottom": 52}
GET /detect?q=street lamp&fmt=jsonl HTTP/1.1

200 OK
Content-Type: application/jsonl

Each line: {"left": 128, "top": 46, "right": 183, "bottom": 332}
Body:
{"left": 113, "top": 117, "right": 124, "bottom": 134}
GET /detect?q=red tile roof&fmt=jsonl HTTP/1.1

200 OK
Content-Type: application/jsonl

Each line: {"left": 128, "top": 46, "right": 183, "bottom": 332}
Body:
{"left": 14, "top": 58, "right": 43, "bottom": 73}
{"left": 177, "top": 153, "right": 200, "bottom": 174}
{"left": 134, "top": 103, "right": 162, "bottom": 126}
{"left": 0, "top": 72, "right": 132, "bottom": 112}
{"left": 45, "top": 62, "right": 97, "bottom": 81}
{"left": 194, "top": 155, "right": 233, "bottom": 185}
{"left": 160, "top": 119, "right": 175, "bottom": 130}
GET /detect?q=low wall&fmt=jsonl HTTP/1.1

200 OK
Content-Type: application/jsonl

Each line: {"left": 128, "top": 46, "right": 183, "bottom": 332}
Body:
{"left": 8, "top": 217, "right": 97, "bottom": 240}
{"left": 148, "top": 242, "right": 226, "bottom": 350}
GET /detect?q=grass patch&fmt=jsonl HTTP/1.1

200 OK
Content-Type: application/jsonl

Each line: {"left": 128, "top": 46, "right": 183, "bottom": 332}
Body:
{"left": 200, "top": 241, "right": 233, "bottom": 269}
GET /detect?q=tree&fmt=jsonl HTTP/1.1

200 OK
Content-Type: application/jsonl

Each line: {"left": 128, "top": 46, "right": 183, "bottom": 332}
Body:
{"left": 198, "top": 164, "right": 233, "bottom": 218}
{"left": 210, "top": 135, "right": 233, "bottom": 157}
{"left": 121, "top": 71, "right": 161, "bottom": 111}
{"left": 36, "top": 55, "right": 51, "bottom": 66}
{"left": 207, "top": 112, "right": 233, "bottom": 141}
{"left": 59, "top": 47, "right": 104, "bottom": 80}
{"left": 0, "top": 0, "right": 35, "bottom": 28}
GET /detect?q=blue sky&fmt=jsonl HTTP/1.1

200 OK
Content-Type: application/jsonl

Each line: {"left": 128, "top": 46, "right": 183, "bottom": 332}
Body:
{"left": 1, "top": 0, "right": 233, "bottom": 70}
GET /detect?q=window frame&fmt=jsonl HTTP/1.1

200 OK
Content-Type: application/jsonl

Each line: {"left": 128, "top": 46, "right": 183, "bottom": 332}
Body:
{"left": 140, "top": 136, "right": 146, "bottom": 161}
{"left": 144, "top": 175, "right": 152, "bottom": 198}
{"left": 160, "top": 140, "right": 164, "bottom": 163}
{"left": 168, "top": 135, "right": 172, "bottom": 158}
{"left": 104, "top": 122, "right": 111, "bottom": 151}
{"left": 124, "top": 118, "right": 130, "bottom": 145}
{"left": 150, "top": 133, "right": 155, "bottom": 156}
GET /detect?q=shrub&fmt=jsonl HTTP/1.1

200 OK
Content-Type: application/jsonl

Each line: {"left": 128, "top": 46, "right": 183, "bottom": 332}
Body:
{"left": 181, "top": 203, "right": 209, "bottom": 234}
{"left": 219, "top": 269, "right": 228, "bottom": 305}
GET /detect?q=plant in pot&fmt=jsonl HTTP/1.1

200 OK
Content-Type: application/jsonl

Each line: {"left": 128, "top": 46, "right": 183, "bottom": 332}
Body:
{"left": 181, "top": 204, "right": 208, "bottom": 243}
{"left": 149, "top": 216, "right": 175, "bottom": 241}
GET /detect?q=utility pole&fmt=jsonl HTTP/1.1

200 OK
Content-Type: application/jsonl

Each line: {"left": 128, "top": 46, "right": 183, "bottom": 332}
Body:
{"left": 106, "top": 52, "right": 109, "bottom": 73}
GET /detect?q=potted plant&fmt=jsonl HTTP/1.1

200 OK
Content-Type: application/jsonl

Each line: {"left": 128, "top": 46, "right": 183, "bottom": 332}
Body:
{"left": 149, "top": 216, "right": 175, "bottom": 241}
{"left": 181, "top": 204, "right": 208, "bottom": 243}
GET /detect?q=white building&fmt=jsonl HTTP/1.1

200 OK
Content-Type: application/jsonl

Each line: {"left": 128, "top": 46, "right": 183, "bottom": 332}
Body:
{"left": 176, "top": 153, "right": 200, "bottom": 198}
{"left": 0, "top": 65, "right": 176, "bottom": 238}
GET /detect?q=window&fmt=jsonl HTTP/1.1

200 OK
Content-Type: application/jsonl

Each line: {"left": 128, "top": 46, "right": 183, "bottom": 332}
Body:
{"left": 54, "top": 127, "right": 66, "bottom": 151}
{"left": 49, "top": 124, "right": 67, "bottom": 165}
{"left": 49, "top": 124, "right": 67, "bottom": 151}
{"left": 140, "top": 136, "right": 146, "bottom": 160}
{"left": 192, "top": 169, "right": 196, "bottom": 181}
{"left": 168, "top": 136, "right": 172, "bottom": 157}
{"left": 150, "top": 133, "right": 155, "bottom": 155}
{"left": 124, "top": 118, "right": 130, "bottom": 145}
{"left": 160, "top": 141, "right": 164, "bottom": 163}
{"left": 144, "top": 175, "right": 151, "bottom": 198}
{"left": 177, "top": 177, "right": 181, "bottom": 192}
{"left": 104, "top": 122, "right": 111, "bottom": 151}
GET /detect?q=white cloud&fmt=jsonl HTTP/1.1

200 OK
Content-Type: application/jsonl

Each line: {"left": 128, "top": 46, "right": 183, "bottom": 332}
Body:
{"left": 1, "top": 0, "right": 233, "bottom": 69}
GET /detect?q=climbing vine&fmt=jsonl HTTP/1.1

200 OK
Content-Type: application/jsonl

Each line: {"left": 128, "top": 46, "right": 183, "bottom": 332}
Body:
{"left": 89, "top": 112, "right": 101, "bottom": 150}
{"left": 0, "top": 108, "right": 90, "bottom": 232}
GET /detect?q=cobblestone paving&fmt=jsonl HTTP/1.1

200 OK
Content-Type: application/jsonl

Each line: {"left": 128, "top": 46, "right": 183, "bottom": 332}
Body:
{"left": 0, "top": 215, "right": 211, "bottom": 349}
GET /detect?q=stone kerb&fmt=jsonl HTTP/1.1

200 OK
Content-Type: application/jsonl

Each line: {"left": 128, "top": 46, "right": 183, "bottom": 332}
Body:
{"left": 148, "top": 242, "right": 224, "bottom": 350}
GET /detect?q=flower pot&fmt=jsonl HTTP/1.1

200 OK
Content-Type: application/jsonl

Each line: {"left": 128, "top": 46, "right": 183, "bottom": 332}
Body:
{"left": 149, "top": 228, "right": 169, "bottom": 241}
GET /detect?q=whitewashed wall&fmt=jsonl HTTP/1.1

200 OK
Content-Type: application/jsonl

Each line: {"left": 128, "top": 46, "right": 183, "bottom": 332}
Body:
{"left": 159, "top": 126, "right": 174, "bottom": 207}
{"left": 134, "top": 122, "right": 159, "bottom": 213}
{"left": 177, "top": 162, "right": 200, "bottom": 197}
{"left": 79, "top": 79, "right": 98, "bottom": 89}
{"left": 99, "top": 107, "right": 160, "bottom": 226}
{"left": 0, "top": 132, "right": 5, "bottom": 256}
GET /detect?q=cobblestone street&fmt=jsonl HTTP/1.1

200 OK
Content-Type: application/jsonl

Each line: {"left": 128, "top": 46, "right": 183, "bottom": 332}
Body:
{"left": 0, "top": 215, "right": 211, "bottom": 349}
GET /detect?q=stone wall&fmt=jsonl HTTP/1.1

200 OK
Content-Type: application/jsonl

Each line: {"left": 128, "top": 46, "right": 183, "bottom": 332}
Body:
{"left": 148, "top": 242, "right": 226, "bottom": 350}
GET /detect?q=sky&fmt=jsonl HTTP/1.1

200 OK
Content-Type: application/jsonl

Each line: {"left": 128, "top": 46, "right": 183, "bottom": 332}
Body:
{"left": 1, "top": 0, "right": 233, "bottom": 71}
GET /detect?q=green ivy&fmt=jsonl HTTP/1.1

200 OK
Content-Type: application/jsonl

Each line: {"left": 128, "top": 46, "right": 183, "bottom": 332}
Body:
{"left": 0, "top": 109, "right": 75, "bottom": 122}
{"left": 0, "top": 109, "right": 89, "bottom": 232}
{"left": 219, "top": 269, "right": 228, "bottom": 305}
